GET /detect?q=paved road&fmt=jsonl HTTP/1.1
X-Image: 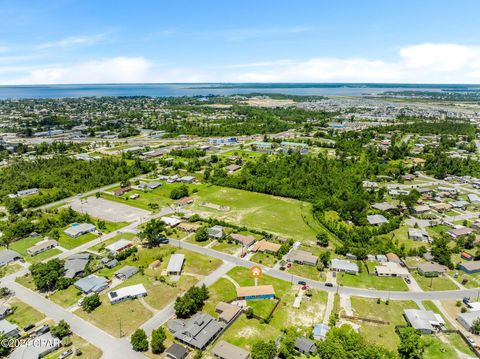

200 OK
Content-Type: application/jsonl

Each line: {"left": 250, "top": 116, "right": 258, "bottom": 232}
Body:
{"left": 167, "top": 238, "right": 480, "bottom": 301}
{"left": 140, "top": 262, "right": 234, "bottom": 335}
{"left": 4, "top": 281, "right": 144, "bottom": 359}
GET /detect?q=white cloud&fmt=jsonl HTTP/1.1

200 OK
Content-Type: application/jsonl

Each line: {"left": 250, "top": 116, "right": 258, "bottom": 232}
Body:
{"left": 223, "top": 43, "right": 480, "bottom": 83}
{"left": 37, "top": 33, "right": 108, "bottom": 49}
{"left": 8, "top": 57, "right": 209, "bottom": 84}
{"left": 2, "top": 42, "right": 480, "bottom": 84}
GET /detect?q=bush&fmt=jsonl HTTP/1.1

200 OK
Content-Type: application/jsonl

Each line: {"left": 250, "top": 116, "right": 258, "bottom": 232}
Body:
{"left": 82, "top": 293, "right": 101, "bottom": 313}
{"left": 50, "top": 320, "right": 71, "bottom": 339}
{"left": 131, "top": 329, "right": 149, "bottom": 352}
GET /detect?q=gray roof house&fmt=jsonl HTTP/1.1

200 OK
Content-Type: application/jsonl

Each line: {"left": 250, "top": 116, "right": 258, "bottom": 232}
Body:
{"left": 458, "top": 311, "right": 480, "bottom": 332}
{"left": 295, "top": 337, "right": 317, "bottom": 354}
{"left": 63, "top": 223, "right": 96, "bottom": 238}
{"left": 0, "top": 305, "right": 12, "bottom": 320}
{"left": 114, "top": 265, "right": 139, "bottom": 280}
{"left": 0, "top": 249, "right": 21, "bottom": 267}
{"left": 10, "top": 332, "right": 61, "bottom": 359}
{"left": 165, "top": 343, "right": 189, "bottom": 359}
{"left": 211, "top": 340, "right": 249, "bottom": 359}
{"left": 372, "top": 202, "right": 397, "bottom": 211}
{"left": 287, "top": 250, "right": 318, "bottom": 266}
{"left": 331, "top": 258, "right": 359, "bottom": 274}
{"left": 64, "top": 253, "right": 90, "bottom": 279}
{"left": 367, "top": 214, "right": 389, "bottom": 226}
{"left": 166, "top": 254, "right": 185, "bottom": 275}
{"left": 168, "top": 313, "right": 223, "bottom": 349}
{"left": 0, "top": 319, "right": 19, "bottom": 337}
{"left": 74, "top": 275, "right": 109, "bottom": 294}
{"left": 404, "top": 309, "right": 445, "bottom": 334}
{"left": 208, "top": 225, "right": 224, "bottom": 239}
{"left": 408, "top": 228, "right": 430, "bottom": 242}
{"left": 101, "top": 257, "right": 118, "bottom": 269}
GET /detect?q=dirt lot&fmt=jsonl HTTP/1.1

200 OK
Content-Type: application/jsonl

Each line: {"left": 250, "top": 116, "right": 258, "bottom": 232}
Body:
{"left": 70, "top": 197, "right": 150, "bottom": 222}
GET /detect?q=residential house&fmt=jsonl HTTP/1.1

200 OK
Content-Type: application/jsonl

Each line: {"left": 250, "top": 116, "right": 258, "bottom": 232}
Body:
{"left": 208, "top": 225, "right": 224, "bottom": 239}
{"left": 375, "top": 262, "right": 409, "bottom": 278}
{"left": 64, "top": 253, "right": 90, "bottom": 279}
{"left": 105, "top": 239, "right": 132, "bottom": 255}
{"left": 372, "top": 202, "right": 396, "bottom": 211}
{"left": 225, "top": 164, "right": 241, "bottom": 173}
{"left": 166, "top": 254, "right": 185, "bottom": 275}
{"left": 430, "top": 203, "right": 452, "bottom": 212}
{"left": 10, "top": 333, "right": 61, "bottom": 359}
{"left": 408, "top": 228, "right": 430, "bottom": 242}
{"left": 0, "top": 250, "right": 21, "bottom": 267}
{"left": 161, "top": 216, "right": 181, "bottom": 228}
{"left": 450, "top": 200, "right": 469, "bottom": 209}
{"left": 114, "top": 265, "right": 139, "bottom": 280}
{"left": 175, "top": 196, "right": 194, "bottom": 207}
{"left": 386, "top": 252, "right": 402, "bottom": 264}
{"left": 230, "top": 233, "right": 256, "bottom": 247}
{"left": 413, "top": 205, "right": 431, "bottom": 214}
{"left": 74, "top": 275, "right": 109, "bottom": 294}
{"left": 112, "top": 187, "right": 131, "bottom": 196}
{"left": 101, "top": 257, "right": 118, "bottom": 269}
{"left": 404, "top": 309, "right": 445, "bottom": 334}
{"left": 459, "top": 261, "right": 480, "bottom": 274}
{"left": 108, "top": 284, "right": 147, "bottom": 304}
{"left": 251, "top": 240, "right": 281, "bottom": 254}
{"left": 179, "top": 176, "right": 196, "bottom": 184}
{"left": 417, "top": 263, "right": 447, "bottom": 276}
{"left": 458, "top": 311, "right": 480, "bottom": 332}
{"left": 461, "top": 252, "right": 474, "bottom": 261}
{"left": 27, "top": 239, "right": 57, "bottom": 256}
{"left": 0, "top": 319, "right": 19, "bottom": 337}
{"left": 287, "top": 250, "right": 318, "bottom": 266}
{"left": 448, "top": 227, "right": 473, "bottom": 239}
{"left": 168, "top": 313, "right": 223, "bottom": 350}
{"left": 0, "top": 305, "right": 12, "bottom": 320}
{"left": 468, "top": 193, "right": 480, "bottom": 205}
{"left": 177, "top": 222, "right": 201, "bottom": 233}
{"left": 215, "top": 302, "right": 242, "bottom": 324}
{"left": 331, "top": 259, "right": 359, "bottom": 274}
{"left": 165, "top": 344, "right": 189, "bottom": 359}
{"left": 295, "top": 337, "right": 317, "bottom": 355}
{"left": 212, "top": 340, "right": 249, "bottom": 359}
{"left": 236, "top": 285, "right": 275, "bottom": 300}
{"left": 367, "top": 214, "right": 389, "bottom": 226}
{"left": 64, "top": 223, "right": 96, "bottom": 238}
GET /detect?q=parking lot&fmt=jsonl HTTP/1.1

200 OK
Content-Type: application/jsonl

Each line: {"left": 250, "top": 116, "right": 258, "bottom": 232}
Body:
{"left": 70, "top": 197, "right": 150, "bottom": 222}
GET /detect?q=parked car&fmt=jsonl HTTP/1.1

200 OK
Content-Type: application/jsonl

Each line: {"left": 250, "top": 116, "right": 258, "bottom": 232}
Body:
{"left": 59, "top": 349, "right": 73, "bottom": 359}
{"left": 404, "top": 277, "right": 411, "bottom": 284}
{"left": 325, "top": 282, "right": 333, "bottom": 287}
{"left": 23, "top": 323, "right": 35, "bottom": 332}
{"left": 34, "top": 324, "right": 50, "bottom": 336}
{"left": 467, "top": 336, "right": 476, "bottom": 345}
{"left": 463, "top": 297, "right": 471, "bottom": 305}
{"left": 298, "top": 280, "right": 306, "bottom": 286}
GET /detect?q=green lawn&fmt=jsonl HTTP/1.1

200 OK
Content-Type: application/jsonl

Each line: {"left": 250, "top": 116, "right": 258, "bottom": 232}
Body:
{"left": 190, "top": 185, "right": 326, "bottom": 244}
{"left": 45, "top": 334, "right": 102, "bottom": 359}
{"left": 74, "top": 295, "right": 152, "bottom": 337}
{"left": 411, "top": 272, "right": 459, "bottom": 291}
{"left": 351, "top": 297, "right": 418, "bottom": 350}
{"left": 422, "top": 335, "right": 462, "bottom": 359}
{"left": 211, "top": 241, "right": 240, "bottom": 255}
{"left": 336, "top": 265, "right": 408, "bottom": 291}
{"left": 250, "top": 252, "right": 278, "bottom": 267}
{"left": 288, "top": 263, "right": 326, "bottom": 282}
{"left": 203, "top": 278, "right": 238, "bottom": 316}
{"left": 7, "top": 298, "right": 45, "bottom": 328}
{"left": 48, "top": 285, "right": 83, "bottom": 308}
{"left": 58, "top": 231, "right": 98, "bottom": 249}
{"left": 15, "top": 273, "right": 37, "bottom": 291}
{"left": 0, "top": 263, "right": 21, "bottom": 278}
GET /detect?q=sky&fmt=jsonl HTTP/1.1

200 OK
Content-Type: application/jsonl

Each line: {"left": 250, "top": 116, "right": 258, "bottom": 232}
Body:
{"left": 1, "top": 0, "right": 480, "bottom": 84}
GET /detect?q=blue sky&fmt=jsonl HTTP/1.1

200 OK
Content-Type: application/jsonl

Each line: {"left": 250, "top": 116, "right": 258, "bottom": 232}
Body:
{"left": 1, "top": 0, "right": 480, "bottom": 84}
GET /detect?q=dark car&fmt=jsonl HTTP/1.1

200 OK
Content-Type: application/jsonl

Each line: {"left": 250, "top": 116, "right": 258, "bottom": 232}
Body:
{"left": 404, "top": 277, "right": 411, "bottom": 284}
{"left": 463, "top": 297, "right": 471, "bottom": 305}
{"left": 23, "top": 323, "right": 35, "bottom": 332}
{"left": 35, "top": 324, "right": 50, "bottom": 335}
{"left": 298, "top": 280, "right": 307, "bottom": 286}
{"left": 325, "top": 282, "right": 333, "bottom": 287}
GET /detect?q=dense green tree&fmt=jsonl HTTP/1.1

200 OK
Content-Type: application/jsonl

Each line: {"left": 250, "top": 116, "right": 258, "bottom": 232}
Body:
{"left": 251, "top": 341, "right": 277, "bottom": 359}
{"left": 151, "top": 327, "right": 167, "bottom": 354}
{"left": 131, "top": 329, "right": 149, "bottom": 352}
{"left": 50, "top": 320, "right": 71, "bottom": 339}
{"left": 174, "top": 285, "right": 209, "bottom": 318}
{"left": 169, "top": 184, "right": 189, "bottom": 200}
{"left": 139, "top": 219, "right": 166, "bottom": 245}
{"left": 82, "top": 293, "right": 101, "bottom": 313}
{"left": 397, "top": 327, "right": 424, "bottom": 359}
{"left": 195, "top": 226, "right": 209, "bottom": 242}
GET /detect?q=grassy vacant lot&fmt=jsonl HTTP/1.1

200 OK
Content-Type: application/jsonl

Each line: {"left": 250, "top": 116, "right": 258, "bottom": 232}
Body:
{"left": 422, "top": 335, "right": 474, "bottom": 359}
{"left": 7, "top": 298, "right": 45, "bottom": 328}
{"left": 74, "top": 294, "right": 152, "bottom": 337}
{"left": 58, "top": 231, "right": 98, "bottom": 250}
{"left": 15, "top": 273, "right": 37, "bottom": 291}
{"left": 351, "top": 297, "right": 418, "bottom": 351}
{"left": 384, "top": 226, "right": 427, "bottom": 250}
{"left": 250, "top": 252, "right": 278, "bottom": 267}
{"left": 211, "top": 241, "right": 240, "bottom": 255}
{"left": 0, "top": 263, "right": 21, "bottom": 278}
{"left": 190, "top": 185, "right": 325, "bottom": 243}
{"left": 48, "top": 285, "right": 83, "bottom": 308}
{"left": 10, "top": 236, "right": 62, "bottom": 264}
{"left": 96, "top": 245, "right": 222, "bottom": 278}
{"left": 411, "top": 272, "right": 458, "bottom": 291}
{"left": 45, "top": 334, "right": 102, "bottom": 359}
{"left": 288, "top": 263, "right": 326, "bottom": 282}
{"left": 336, "top": 264, "right": 408, "bottom": 291}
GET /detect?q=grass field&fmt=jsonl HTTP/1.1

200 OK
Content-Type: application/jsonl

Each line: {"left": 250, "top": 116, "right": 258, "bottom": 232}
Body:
{"left": 351, "top": 297, "right": 418, "bottom": 350}
{"left": 7, "top": 297, "right": 46, "bottom": 328}
{"left": 422, "top": 334, "right": 476, "bottom": 359}
{"left": 15, "top": 273, "right": 37, "bottom": 291}
{"left": 0, "top": 263, "right": 21, "bottom": 278}
{"left": 48, "top": 285, "right": 83, "bottom": 308}
{"left": 74, "top": 294, "right": 152, "bottom": 337}
{"left": 336, "top": 264, "right": 408, "bottom": 291}
{"left": 10, "top": 237, "right": 62, "bottom": 263}
{"left": 189, "top": 185, "right": 325, "bottom": 243}
{"left": 250, "top": 252, "right": 278, "bottom": 267}
{"left": 211, "top": 241, "right": 240, "bottom": 255}
{"left": 411, "top": 272, "right": 459, "bottom": 291}
{"left": 287, "top": 263, "right": 326, "bottom": 282}
{"left": 58, "top": 231, "right": 98, "bottom": 250}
